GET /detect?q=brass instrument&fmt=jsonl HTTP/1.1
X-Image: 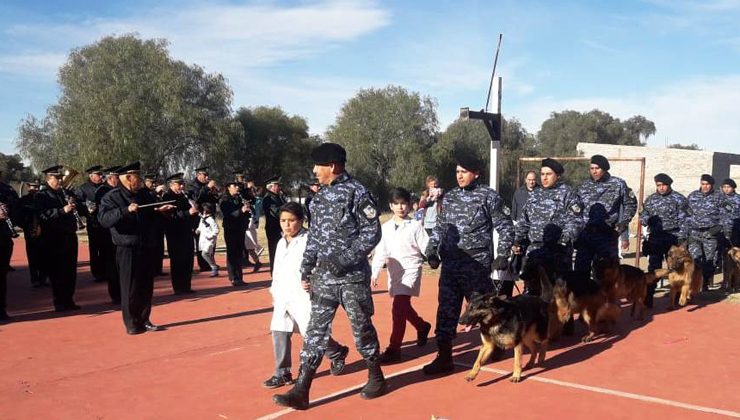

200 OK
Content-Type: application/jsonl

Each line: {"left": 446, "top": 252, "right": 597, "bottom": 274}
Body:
{"left": 61, "top": 167, "right": 86, "bottom": 230}
{"left": 0, "top": 202, "right": 19, "bottom": 238}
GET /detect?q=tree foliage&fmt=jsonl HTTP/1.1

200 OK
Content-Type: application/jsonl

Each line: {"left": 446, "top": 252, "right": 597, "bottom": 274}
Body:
{"left": 326, "top": 85, "right": 437, "bottom": 203}
{"left": 535, "top": 110, "right": 655, "bottom": 157}
{"left": 667, "top": 143, "right": 702, "bottom": 150}
{"left": 227, "top": 106, "right": 318, "bottom": 189}
{"left": 15, "top": 35, "right": 238, "bottom": 179}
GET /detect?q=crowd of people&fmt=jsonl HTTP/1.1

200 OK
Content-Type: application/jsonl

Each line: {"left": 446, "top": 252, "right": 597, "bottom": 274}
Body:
{"left": 1, "top": 143, "right": 740, "bottom": 411}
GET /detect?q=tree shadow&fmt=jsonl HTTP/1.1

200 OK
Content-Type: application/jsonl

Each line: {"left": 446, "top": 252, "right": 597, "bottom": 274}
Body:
{"left": 160, "top": 306, "right": 273, "bottom": 328}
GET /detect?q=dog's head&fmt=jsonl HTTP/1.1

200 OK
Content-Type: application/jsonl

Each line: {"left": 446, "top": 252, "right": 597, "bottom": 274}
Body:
{"left": 728, "top": 247, "right": 740, "bottom": 266}
{"left": 459, "top": 293, "right": 506, "bottom": 329}
{"left": 667, "top": 244, "right": 691, "bottom": 271}
{"left": 552, "top": 277, "right": 572, "bottom": 323}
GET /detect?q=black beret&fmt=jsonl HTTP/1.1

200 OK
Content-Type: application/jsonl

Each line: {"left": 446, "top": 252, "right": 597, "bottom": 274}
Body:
{"left": 166, "top": 173, "right": 184, "bottom": 183}
{"left": 27, "top": 180, "right": 41, "bottom": 187}
{"left": 455, "top": 151, "right": 484, "bottom": 173}
{"left": 103, "top": 165, "right": 121, "bottom": 175}
{"left": 722, "top": 178, "right": 736, "bottom": 189}
{"left": 143, "top": 173, "right": 156, "bottom": 181}
{"left": 654, "top": 173, "right": 673, "bottom": 185}
{"left": 194, "top": 166, "right": 209, "bottom": 173}
{"left": 311, "top": 143, "right": 347, "bottom": 164}
{"left": 541, "top": 158, "right": 564, "bottom": 176}
{"left": 590, "top": 154, "right": 610, "bottom": 171}
{"left": 41, "top": 165, "right": 63, "bottom": 176}
{"left": 265, "top": 175, "right": 282, "bottom": 185}
{"left": 118, "top": 161, "right": 141, "bottom": 174}
{"left": 85, "top": 165, "right": 103, "bottom": 174}
{"left": 701, "top": 174, "right": 715, "bottom": 185}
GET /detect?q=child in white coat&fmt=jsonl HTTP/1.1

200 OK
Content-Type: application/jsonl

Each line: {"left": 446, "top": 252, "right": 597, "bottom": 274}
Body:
{"left": 263, "top": 202, "right": 349, "bottom": 389}
{"left": 371, "top": 187, "right": 432, "bottom": 363}
{"left": 196, "top": 202, "right": 219, "bottom": 277}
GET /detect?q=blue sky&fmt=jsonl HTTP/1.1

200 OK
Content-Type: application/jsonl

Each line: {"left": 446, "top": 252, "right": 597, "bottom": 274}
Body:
{"left": 1, "top": 0, "right": 740, "bottom": 156}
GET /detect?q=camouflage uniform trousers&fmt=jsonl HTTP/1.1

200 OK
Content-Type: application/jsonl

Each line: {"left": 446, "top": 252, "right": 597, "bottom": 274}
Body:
{"left": 299, "top": 271, "right": 380, "bottom": 370}
{"left": 435, "top": 258, "right": 493, "bottom": 344}
{"left": 574, "top": 228, "right": 618, "bottom": 273}
{"left": 688, "top": 229, "right": 718, "bottom": 284}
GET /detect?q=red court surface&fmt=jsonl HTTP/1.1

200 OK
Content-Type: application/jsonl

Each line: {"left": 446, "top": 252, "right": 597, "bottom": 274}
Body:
{"left": 2, "top": 238, "right": 740, "bottom": 420}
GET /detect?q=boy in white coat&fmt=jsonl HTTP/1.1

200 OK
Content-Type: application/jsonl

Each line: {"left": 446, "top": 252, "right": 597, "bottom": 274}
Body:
{"left": 371, "top": 188, "right": 432, "bottom": 363}
{"left": 263, "top": 202, "right": 349, "bottom": 389}
{"left": 196, "top": 202, "right": 219, "bottom": 277}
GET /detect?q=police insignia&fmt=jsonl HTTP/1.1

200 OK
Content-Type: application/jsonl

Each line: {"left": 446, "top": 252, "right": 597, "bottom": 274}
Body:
{"left": 363, "top": 205, "right": 377, "bottom": 219}
{"left": 571, "top": 203, "right": 582, "bottom": 214}
{"left": 502, "top": 205, "right": 511, "bottom": 216}
{"left": 725, "top": 203, "right": 733, "bottom": 212}
{"left": 628, "top": 189, "right": 635, "bottom": 199}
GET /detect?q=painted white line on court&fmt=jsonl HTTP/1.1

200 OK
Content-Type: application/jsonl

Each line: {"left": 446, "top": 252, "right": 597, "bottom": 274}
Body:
{"left": 455, "top": 362, "right": 740, "bottom": 418}
{"left": 255, "top": 362, "right": 428, "bottom": 420}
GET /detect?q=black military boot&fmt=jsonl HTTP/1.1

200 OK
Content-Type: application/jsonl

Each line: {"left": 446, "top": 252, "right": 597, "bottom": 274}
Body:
{"left": 360, "top": 358, "right": 387, "bottom": 399}
{"left": 272, "top": 364, "right": 316, "bottom": 410}
{"left": 422, "top": 341, "right": 454, "bottom": 375}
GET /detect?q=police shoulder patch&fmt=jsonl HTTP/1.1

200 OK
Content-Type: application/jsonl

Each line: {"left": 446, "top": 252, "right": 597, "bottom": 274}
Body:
{"left": 724, "top": 202, "right": 733, "bottom": 212}
{"left": 628, "top": 188, "right": 635, "bottom": 199}
{"left": 570, "top": 203, "right": 582, "bottom": 215}
{"left": 358, "top": 195, "right": 378, "bottom": 220}
{"left": 502, "top": 205, "right": 511, "bottom": 216}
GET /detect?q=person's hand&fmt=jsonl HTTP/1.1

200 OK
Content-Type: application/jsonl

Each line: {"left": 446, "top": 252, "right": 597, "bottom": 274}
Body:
{"left": 155, "top": 185, "right": 165, "bottom": 194}
{"left": 301, "top": 279, "right": 310, "bottom": 292}
{"left": 155, "top": 204, "right": 176, "bottom": 213}
{"left": 242, "top": 204, "right": 250, "bottom": 213}
{"left": 371, "top": 277, "right": 378, "bottom": 288}
{"left": 128, "top": 203, "right": 139, "bottom": 213}
{"left": 621, "top": 240, "right": 629, "bottom": 251}
{"left": 64, "top": 203, "right": 76, "bottom": 213}
{"left": 0, "top": 203, "right": 8, "bottom": 219}
{"left": 189, "top": 206, "right": 198, "bottom": 215}
{"left": 427, "top": 251, "right": 441, "bottom": 269}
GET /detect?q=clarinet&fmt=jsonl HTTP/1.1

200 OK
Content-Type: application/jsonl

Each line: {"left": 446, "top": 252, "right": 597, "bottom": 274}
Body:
{"left": 0, "top": 202, "right": 19, "bottom": 238}
{"left": 63, "top": 189, "right": 86, "bottom": 230}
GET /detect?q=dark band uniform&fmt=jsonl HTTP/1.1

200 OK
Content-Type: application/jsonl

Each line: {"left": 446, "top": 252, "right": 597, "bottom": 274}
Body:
{"left": 188, "top": 166, "right": 217, "bottom": 271}
{"left": 94, "top": 166, "right": 122, "bottom": 303}
{"left": 98, "top": 162, "right": 163, "bottom": 333}
{"left": 162, "top": 173, "right": 195, "bottom": 294}
{"left": 220, "top": 183, "right": 251, "bottom": 285}
{"left": 15, "top": 183, "right": 46, "bottom": 287}
{"left": 262, "top": 176, "right": 286, "bottom": 275}
{"left": 35, "top": 165, "right": 79, "bottom": 311}
{"left": 75, "top": 165, "right": 106, "bottom": 282}
{"left": 0, "top": 178, "right": 19, "bottom": 319}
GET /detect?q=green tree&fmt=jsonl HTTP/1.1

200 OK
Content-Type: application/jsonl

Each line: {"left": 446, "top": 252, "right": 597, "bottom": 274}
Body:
{"left": 15, "top": 35, "right": 237, "bottom": 179}
{"left": 325, "top": 85, "right": 438, "bottom": 203}
{"left": 432, "top": 117, "right": 535, "bottom": 201}
{"left": 667, "top": 143, "right": 702, "bottom": 150}
{"left": 535, "top": 109, "right": 656, "bottom": 157}
{"left": 230, "top": 106, "right": 318, "bottom": 192}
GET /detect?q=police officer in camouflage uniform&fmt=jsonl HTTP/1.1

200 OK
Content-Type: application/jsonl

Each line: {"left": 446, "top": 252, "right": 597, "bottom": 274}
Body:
{"left": 273, "top": 143, "right": 385, "bottom": 410}
{"left": 574, "top": 155, "right": 637, "bottom": 274}
{"left": 639, "top": 173, "right": 688, "bottom": 307}
{"left": 721, "top": 179, "right": 740, "bottom": 246}
{"left": 422, "top": 153, "right": 514, "bottom": 375}
{"left": 513, "top": 158, "right": 583, "bottom": 288}
{"left": 683, "top": 174, "right": 732, "bottom": 290}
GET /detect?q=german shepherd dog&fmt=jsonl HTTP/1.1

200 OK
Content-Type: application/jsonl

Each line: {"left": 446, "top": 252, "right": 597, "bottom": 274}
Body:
{"left": 551, "top": 269, "right": 619, "bottom": 343}
{"left": 723, "top": 247, "right": 740, "bottom": 292}
{"left": 593, "top": 257, "right": 670, "bottom": 320}
{"left": 665, "top": 244, "right": 702, "bottom": 309}
{"left": 458, "top": 276, "right": 552, "bottom": 383}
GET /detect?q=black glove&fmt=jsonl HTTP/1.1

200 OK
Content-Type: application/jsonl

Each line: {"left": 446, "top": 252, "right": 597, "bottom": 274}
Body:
{"left": 492, "top": 255, "right": 510, "bottom": 271}
{"left": 325, "top": 255, "right": 348, "bottom": 277}
{"left": 427, "top": 252, "right": 441, "bottom": 269}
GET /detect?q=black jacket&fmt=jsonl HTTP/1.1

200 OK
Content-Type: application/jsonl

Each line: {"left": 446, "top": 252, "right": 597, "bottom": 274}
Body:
{"left": 98, "top": 187, "right": 161, "bottom": 247}
{"left": 35, "top": 186, "right": 77, "bottom": 237}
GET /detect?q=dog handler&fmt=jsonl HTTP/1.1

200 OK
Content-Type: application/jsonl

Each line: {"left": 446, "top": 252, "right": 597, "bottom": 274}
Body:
{"left": 423, "top": 152, "right": 514, "bottom": 375}
{"left": 273, "top": 143, "right": 385, "bottom": 409}
{"left": 639, "top": 173, "right": 688, "bottom": 307}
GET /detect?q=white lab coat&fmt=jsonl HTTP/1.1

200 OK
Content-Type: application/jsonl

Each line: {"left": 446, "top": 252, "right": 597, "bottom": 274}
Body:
{"left": 371, "top": 218, "right": 429, "bottom": 297}
{"left": 269, "top": 230, "right": 312, "bottom": 333}
{"left": 197, "top": 215, "right": 219, "bottom": 254}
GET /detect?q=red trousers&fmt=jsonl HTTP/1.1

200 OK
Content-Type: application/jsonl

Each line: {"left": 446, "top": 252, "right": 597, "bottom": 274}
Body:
{"left": 389, "top": 294, "right": 426, "bottom": 349}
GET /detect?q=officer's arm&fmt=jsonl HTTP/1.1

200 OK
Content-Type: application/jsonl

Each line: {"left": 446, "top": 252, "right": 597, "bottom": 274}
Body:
{"left": 619, "top": 185, "right": 638, "bottom": 225}
{"left": 564, "top": 192, "right": 584, "bottom": 243}
{"left": 513, "top": 197, "right": 531, "bottom": 244}
{"left": 490, "top": 194, "right": 514, "bottom": 256}
{"left": 338, "top": 192, "right": 381, "bottom": 267}
{"left": 639, "top": 198, "right": 651, "bottom": 226}
{"left": 35, "top": 193, "right": 64, "bottom": 222}
{"left": 98, "top": 193, "right": 127, "bottom": 229}
{"left": 301, "top": 220, "right": 320, "bottom": 278}
{"left": 678, "top": 196, "right": 693, "bottom": 240}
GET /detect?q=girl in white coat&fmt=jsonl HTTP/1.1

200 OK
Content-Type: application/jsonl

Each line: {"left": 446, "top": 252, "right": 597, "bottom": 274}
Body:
{"left": 371, "top": 188, "right": 432, "bottom": 363}
{"left": 263, "top": 202, "right": 349, "bottom": 389}
{"left": 196, "top": 202, "right": 219, "bottom": 277}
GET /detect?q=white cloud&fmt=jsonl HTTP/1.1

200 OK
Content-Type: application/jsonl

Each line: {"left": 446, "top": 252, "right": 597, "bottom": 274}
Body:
{"left": 0, "top": 0, "right": 391, "bottom": 77}
{"left": 0, "top": 52, "right": 66, "bottom": 79}
{"left": 513, "top": 74, "right": 740, "bottom": 153}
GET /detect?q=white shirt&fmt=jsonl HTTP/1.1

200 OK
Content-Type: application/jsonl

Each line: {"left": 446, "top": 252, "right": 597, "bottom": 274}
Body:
{"left": 371, "top": 217, "right": 429, "bottom": 296}
{"left": 269, "top": 230, "right": 312, "bottom": 332}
